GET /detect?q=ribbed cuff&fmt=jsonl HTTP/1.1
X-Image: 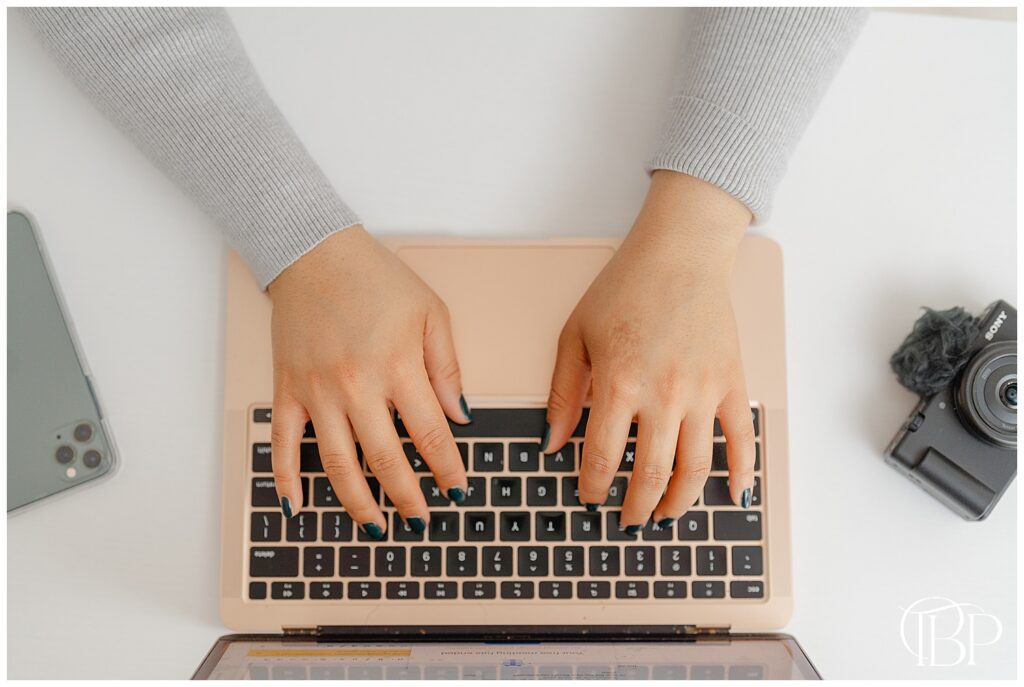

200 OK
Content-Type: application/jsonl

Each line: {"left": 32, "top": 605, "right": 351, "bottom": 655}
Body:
{"left": 646, "top": 96, "right": 786, "bottom": 222}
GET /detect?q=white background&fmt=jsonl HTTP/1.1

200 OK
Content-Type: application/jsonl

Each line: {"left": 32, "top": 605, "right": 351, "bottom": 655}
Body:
{"left": 7, "top": 8, "right": 1017, "bottom": 679}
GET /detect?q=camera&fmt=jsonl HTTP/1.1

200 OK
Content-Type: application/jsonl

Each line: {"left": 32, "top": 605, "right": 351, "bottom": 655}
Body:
{"left": 886, "top": 300, "right": 1017, "bottom": 520}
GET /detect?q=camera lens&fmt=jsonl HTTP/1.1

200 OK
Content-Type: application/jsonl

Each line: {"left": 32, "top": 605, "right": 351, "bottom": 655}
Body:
{"left": 55, "top": 445, "right": 75, "bottom": 464}
{"left": 73, "top": 422, "right": 93, "bottom": 443}
{"left": 82, "top": 450, "right": 102, "bottom": 469}
{"left": 956, "top": 340, "right": 1017, "bottom": 448}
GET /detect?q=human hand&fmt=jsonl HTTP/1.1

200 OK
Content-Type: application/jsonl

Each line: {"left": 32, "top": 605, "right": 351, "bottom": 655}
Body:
{"left": 543, "top": 171, "right": 757, "bottom": 531}
{"left": 267, "top": 226, "right": 471, "bottom": 538}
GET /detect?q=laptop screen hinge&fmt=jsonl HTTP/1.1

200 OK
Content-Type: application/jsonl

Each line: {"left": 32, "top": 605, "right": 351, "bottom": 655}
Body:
{"left": 685, "top": 625, "right": 732, "bottom": 637}
{"left": 282, "top": 626, "right": 319, "bottom": 637}
{"left": 285, "top": 625, "right": 731, "bottom": 640}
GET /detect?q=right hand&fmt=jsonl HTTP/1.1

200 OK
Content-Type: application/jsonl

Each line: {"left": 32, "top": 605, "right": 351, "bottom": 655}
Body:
{"left": 267, "top": 226, "right": 471, "bottom": 539}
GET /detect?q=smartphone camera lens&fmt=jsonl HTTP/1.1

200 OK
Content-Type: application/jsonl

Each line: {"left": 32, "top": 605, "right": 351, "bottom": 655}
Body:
{"left": 55, "top": 445, "right": 75, "bottom": 464}
{"left": 73, "top": 422, "right": 94, "bottom": 443}
{"left": 82, "top": 450, "right": 102, "bottom": 469}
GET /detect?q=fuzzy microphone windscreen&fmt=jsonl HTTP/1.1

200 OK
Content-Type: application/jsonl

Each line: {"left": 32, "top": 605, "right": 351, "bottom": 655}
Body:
{"left": 890, "top": 307, "right": 981, "bottom": 398}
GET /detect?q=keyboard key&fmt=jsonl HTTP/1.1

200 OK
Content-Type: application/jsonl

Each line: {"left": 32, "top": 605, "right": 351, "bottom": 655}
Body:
{"left": 253, "top": 408, "right": 272, "bottom": 423}
{"left": 465, "top": 512, "right": 496, "bottom": 541}
{"left": 713, "top": 407, "right": 759, "bottom": 437}
{"left": 311, "top": 581, "right": 343, "bottom": 600}
{"left": 322, "top": 512, "right": 353, "bottom": 542}
{"left": 474, "top": 443, "right": 504, "bottom": 471}
{"left": 446, "top": 547, "right": 478, "bottom": 576}
{"left": 271, "top": 581, "right": 304, "bottom": 600}
{"left": 616, "top": 581, "right": 649, "bottom": 599}
{"left": 696, "top": 546, "right": 727, "bottom": 575}
{"left": 732, "top": 546, "right": 763, "bottom": 576}
{"left": 692, "top": 581, "right": 725, "bottom": 598}
{"left": 624, "top": 546, "right": 656, "bottom": 576}
{"left": 457, "top": 443, "right": 469, "bottom": 469}
{"left": 654, "top": 581, "right": 687, "bottom": 599}
{"left": 730, "top": 580, "right": 765, "bottom": 598}
{"left": 577, "top": 581, "right": 611, "bottom": 599}
{"left": 250, "top": 547, "right": 299, "bottom": 577}
{"left": 251, "top": 477, "right": 279, "bottom": 507}
{"left": 386, "top": 581, "right": 420, "bottom": 600}
{"left": 250, "top": 512, "right": 281, "bottom": 542}
{"left": 304, "top": 547, "right": 335, "bottom": 577}
{"left": 619, "top": 443, "right": 636, "bottom": 471}
{"left": 429, "top": 512, "right": 460, "bottom": 541}
{"left": 313, "top": 477, "right": 339, "bottom": 507}
{"left": 252, "top": 443, "right": 272, "bottom": 472}
{"left": 300, "top": 443, "right": 323, "bottom": 472}
{"left": 420, "top": 477, "right": 450, "bottom": 507}
{"left": 337, "top": 547, "right": 371, "bottom": 576}
{"left": 642, "top": 519, "right": 674, "bottom": 541}
{"left": 463, "top": 581, "right": 496, "bottom": 599}
{"left": 249, "top": 581, "right": 267, "bottom": 600}
{"left": 710, "top": 441, "right": 761, "bottom": 471}
{"left": 703, "top": 477, "right": 733, "bottom": 506}
{"left": 403, "top": 443, "right": 429, "bottom": 472}
{"left": 526, "top": 477, "right": 557, "bottom": 506}
{"left": 605, "top": 511, "right": 636, "bottom": 541}
{"left": 392, "top": 513, "right": 424, "bottom": 542}
{"left": 410, "top": 547, "right": 442, "bottom": 576}
{"left": 589, "top": 547, "right": 620, "bottom": 576}
{"left": 540, "top": 581, "right": 573, "bottom": 599}
{"left": 375, "top": 547, "right": 406, "bottom": 577}
{"left": 544, "top": 444, "right": 575, "bottom": 472}
{"left": 678, "top": 512, "right": 709, "bottom": 540}
{"left": 561, "top": 477, "right": 581, "bottom": 507}
{"left": 660, "top": 546, "right": 692, "bottom": 576}
{"left": 286, "top": 512, "right": 317, "bottom": 542}
{"left": 509, "top": 442, "right": 540, "bottom": 471}
{"left": 518, "top": 547, "right": 549, "bottom": 576}
{"left": 482, "top": 546, "right": 514, "bottom": 576}
{"left": 573, "top": 408, "right": 638, "bottom": 438}
{"left": 348, "top": 581, "right": 382, "bottom": 599}
{"left": 535, "top": 512, "right": 567, "bottom": 541}
{"left": 501, "top": 581, "right": 534, "bottom": 599}
{"left": 605, "top": 476, "right": 628, "bottom": 506}
{"left": 553, "top": 546, "right": 585, "bottom": 576}
{"left": 459, "top": 477, "right": 486, "bottom": 507}
{"left": 491, "top": 477, "right": 522, "bottom": 506}
{"left": 499, "top": 512, "right": 530, "bottom": 541}
{"left": 425, "top": 581, "right": 457, "bottom": 599}
{"left": 714, "top": 512, "right": 762, "bottom": 540}
{"left": 571, "top": 512, "right": 601, "bottom": 541}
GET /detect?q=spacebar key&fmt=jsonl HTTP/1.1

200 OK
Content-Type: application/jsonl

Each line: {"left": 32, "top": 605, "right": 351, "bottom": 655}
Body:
{"left": 250, "top": 547, "right": 300, "bottom": 577}
{"left": 713, "top": 512, "right": 763, "bottom": 540}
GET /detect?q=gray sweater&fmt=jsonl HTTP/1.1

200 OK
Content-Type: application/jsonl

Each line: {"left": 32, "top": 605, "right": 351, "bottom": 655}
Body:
{"left": 22, "top": 8, "right": 866, "bottom": 288}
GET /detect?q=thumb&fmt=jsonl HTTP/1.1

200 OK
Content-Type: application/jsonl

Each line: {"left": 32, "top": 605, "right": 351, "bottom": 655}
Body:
{"left": 422, "top": 303, "right": 471, "bottom": 424}
{"left": 543, "top": 323, "right": 591, "bottom": 453}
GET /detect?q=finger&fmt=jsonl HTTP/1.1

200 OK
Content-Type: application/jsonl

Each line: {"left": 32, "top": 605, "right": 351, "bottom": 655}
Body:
{"left": 577, "top": 383, "right": 634, "bottom": 510}
{"left": 307, "top": 403, "right": 386, "bottom": 536}
{"left": 719, "top": 386, "right": 756, "bottom": 508}
{"left": 422, "top": 303, "right": 472, "bottom": 424}
{"left": 392, "top": 369, "right": 467, "bottom": 505}
{"left": 543, "top": 323, "right": 591, "bottom": 454}
{"left": 653, "top": 413, "right": 715, "bottom": 526}
{"left": 619, "top": 411, "right": 678, "bottom": 530}
{"left": 270, "top": 392, "right": 308, "bottom": 519}
{"left": 348, "top": 400, "right": 430, "bottom": 534}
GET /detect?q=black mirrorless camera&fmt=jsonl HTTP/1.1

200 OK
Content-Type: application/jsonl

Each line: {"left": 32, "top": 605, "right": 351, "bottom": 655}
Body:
{"left": 886, "top": 300, "right": 1017, "bottom": 520}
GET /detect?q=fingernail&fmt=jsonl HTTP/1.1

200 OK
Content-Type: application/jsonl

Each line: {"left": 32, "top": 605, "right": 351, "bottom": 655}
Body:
{"left": 741, "top": 488, "right": 752, "bottom": 509}
{"left": 585, "top": 503, "right": 599, "bottom": 512}
{"left": 360, "top": 522, "right": 385, "bottom": 540}
{"left": 625, "top": 524, "right": 642, "bottom": 536}
{"left": 539, "top": 423, "right": 551, "bottom": 453}
{"left": 459, "top": 395, "right": 474, "bottom": 423}
{"left": 280, "top": 496, "right": 293, "bottom": 519}
{"left": 406, "top": 517, "right": 426, "bottom": 535}
{"left": 657, "top": 517, "right": 675, "bottom": 529}
{"left": 447, "top": 487, "right": 466, "bottom": 504}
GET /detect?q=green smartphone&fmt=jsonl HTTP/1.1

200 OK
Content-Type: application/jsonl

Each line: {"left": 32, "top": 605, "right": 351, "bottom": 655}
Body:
{"left": 7, "top": 210, "right": 118, "bottom": 513}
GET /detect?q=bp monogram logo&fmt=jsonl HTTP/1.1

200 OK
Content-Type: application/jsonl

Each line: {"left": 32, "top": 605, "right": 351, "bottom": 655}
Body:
{"left": 899, "top": 597, "right": 1003, "bottom": 667}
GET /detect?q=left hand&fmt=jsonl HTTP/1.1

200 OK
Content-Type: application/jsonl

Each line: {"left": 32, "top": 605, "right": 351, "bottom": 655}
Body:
{"left": 543, "top": 170, "right": 757, "bottom": 531}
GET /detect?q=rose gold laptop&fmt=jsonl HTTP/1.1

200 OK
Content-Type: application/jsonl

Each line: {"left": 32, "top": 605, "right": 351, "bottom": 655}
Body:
{"left": 197, "top": 236, "right": 817, "bottom": 679}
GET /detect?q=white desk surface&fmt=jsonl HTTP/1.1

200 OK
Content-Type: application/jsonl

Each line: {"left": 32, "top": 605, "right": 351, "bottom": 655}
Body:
{"left": 7, "top": 8, "right": 1017, "bottom": 679}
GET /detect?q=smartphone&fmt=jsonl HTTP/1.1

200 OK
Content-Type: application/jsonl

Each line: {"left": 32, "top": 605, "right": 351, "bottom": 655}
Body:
{"left": 7, "top": 210, "right": 118, "bottom": 513}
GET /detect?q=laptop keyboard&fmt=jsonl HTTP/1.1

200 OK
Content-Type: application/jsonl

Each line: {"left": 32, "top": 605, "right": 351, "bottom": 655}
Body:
{"left": 246, "top": 407, "right": 765, "bottom": 603}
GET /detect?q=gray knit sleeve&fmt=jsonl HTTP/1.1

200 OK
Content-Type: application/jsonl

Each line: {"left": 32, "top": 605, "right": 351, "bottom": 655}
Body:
{"left": 647, "top": 7, "right": 868, "bottom": 221}
{"left": 20, "top": 7, "right": 360, "bottom": 288}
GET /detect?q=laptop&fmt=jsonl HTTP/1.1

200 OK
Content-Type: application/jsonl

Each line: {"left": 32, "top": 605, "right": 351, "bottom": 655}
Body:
{"left": 196, "top": 235, "right": 816, "bottom": 679}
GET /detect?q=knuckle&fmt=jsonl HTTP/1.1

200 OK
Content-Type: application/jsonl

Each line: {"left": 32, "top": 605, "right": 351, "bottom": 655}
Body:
{"left": 583, "top": 450, "right": 617, "bottom": 476}
{"left": 433, "top": 357, "right": 461, "bottom": 385}
{"left": 681, "top": 463, "right": 712, "bottom": 482}
{"left": 270, "top": 425, "right": 299, "bottom": 450}
{"left": 728, "top": 421, "right": 756, "bottom": 447}
{"left": 271, "top": 466, "right": 299, "bottom": 487}
{"left": 413, "top": 424, "right": 454, "bottom": 457}
{"left": 364, "top": 449, "right": 406, "bottom": 479}
{"left": 547, "top": 384, "right": 573, "bottom": 414}
{"left": 636, "top": 462, "right": 672, "bottom": 489}
{"left": 320, "top": 450, "right": 358, "bottom": 479}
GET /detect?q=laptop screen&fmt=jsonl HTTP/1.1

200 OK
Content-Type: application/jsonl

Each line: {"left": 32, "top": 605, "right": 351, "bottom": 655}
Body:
{"left": 195, "top": 636, "right": 818, "bottom": 680}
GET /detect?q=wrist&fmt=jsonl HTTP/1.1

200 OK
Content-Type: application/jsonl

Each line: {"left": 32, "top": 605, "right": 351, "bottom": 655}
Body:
{"left": 268, "top": 224, "right": 369, "bottom": 300}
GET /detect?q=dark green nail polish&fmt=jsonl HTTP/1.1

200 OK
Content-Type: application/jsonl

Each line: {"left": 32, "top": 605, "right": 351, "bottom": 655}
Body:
{"left": 585, "top": 503, "right": 599, "bottom": 512}
{"left": 447, "top": 487, "right": 466, "bottom": 504}
{"left": 539, "top": 423, "right": 551, "bottom": 453}
{"left": 406, "top": 517, "right": 426, "bottom": 535}
{"left": 657, "top": 517, "right": 675, "bottom": 529}
{"left": 280, "top": 496, "right": 293, "bottom": 519}
{"left": 360, "top": 522, "right": 385, "bottom": 540}
{"left": 625, "top": 524, "right": 642, "bottom": 535}
{"left": 459, "top": 395, "right": 473, "bottom": 423}
{"left": 741, "top": 488, "right": 752, "bottom": 509}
